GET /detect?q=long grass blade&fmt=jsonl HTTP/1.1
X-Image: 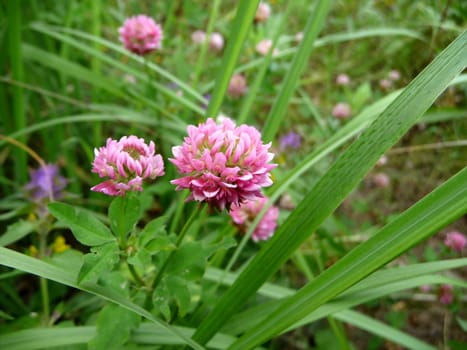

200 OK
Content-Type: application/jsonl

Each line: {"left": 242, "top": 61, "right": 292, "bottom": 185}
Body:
{"left": 205, "top": 0, "right": 260, "bottom": 119}
{"left": 262, "top": 0, "right": 332, "bottom": 141}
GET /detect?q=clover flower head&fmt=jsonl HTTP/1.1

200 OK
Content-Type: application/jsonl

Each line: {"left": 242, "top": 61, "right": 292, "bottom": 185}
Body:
{"left": 373, "top": 173, "right": 390, "bottom": 188}
{"left": 255, "top": 2, "right": 271, "bottom": 23}
{"left": 255, "top": 39, "right": 278, "bottom": 56}
{"left": 170, "top": 118, "right": 276, "bottom": 210}
{"left": 91, "top": 136, "right": 165, "bottom": 196}
{"left": 388, "top": 70, "right": 401, "bottom": 81}
{"left": 228, "top": 74, "right": 248, "bottom": 98}
{"left": 209, "top": 32, "right": 224, "bottom": 51}
{"left": 332, "top": 102, "right": 352, "bottom": 119}
{"left": 336, "top": 73, "right": 350, "bottom": 86}
{"left": 25, "top": 163, "right": 67, "bottom": 202}
{"left": 191, "top": 30, "right": 206, "bottom": 45}
{"left": 230, "top": 196, "right": 279, "bottom": 242}
{"left": 279, "top": 131, "right": 301, "bottom": 150}
{"left": 295, "top": 32, "right": 304, "bottom": 43}
{"left": 379, "top": 78, "right": 393, "bottom": 90}
{"left": 119, "top": 15, "right": 163, "bottom": 55}
{"left": 438, "top": 284, "right": 454, "bottom": 305}
{"left": 444, "top": 231, "right": 466, "bottom": 252}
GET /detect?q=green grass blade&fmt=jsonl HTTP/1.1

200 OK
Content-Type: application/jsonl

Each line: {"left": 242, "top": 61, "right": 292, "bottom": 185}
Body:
{"left": 7, "top": 0, "right": 26, "bottom": 183}
{"left": 335, "top": 310, "right": 436, "bottom": 350}
{"left": 0, "top": 247, "right": 206, "bottom": 350}
{"left": 0, "top": 323, "right": 255, "bottom": 350}
{"left": 228, "top": 167, "right": 467, "bottom": 349}
{"left": 262, "top": 0, "right": 332, "bottom": 142}
{"left": 192, "top": 31, "right": 467, "bottom": 346}
{"left": 205, "top": 0, "right": 260, "bottom": 119}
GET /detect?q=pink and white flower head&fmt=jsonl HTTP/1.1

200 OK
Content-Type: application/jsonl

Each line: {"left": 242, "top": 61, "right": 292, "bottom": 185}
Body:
{"left": 373, "top": 173, "right": 390, "bottom": 188}
{"left": 336, "top": 73, "right": 350, "bottom": 86}
{"left": 118, "top": 15, "right": 163, "bottom": 55}
{"left": 444, "top": 231, "right": 466, "bottom": 252}
{"left": 388, "top": 70, "right": 401, "bottom": 81}
{"left": 230, "top": 196, "right": 279, "bottom": 242}
{"left": 170, "top": 118, "right": 276, "bottom": 210}
{"left": 209, "top": 32, "right": 224, "bottom": 52}
{"left": 91, "top": 136, "right": 165, "bottom": 196}
{"left": 438, "top": 284, "right": 454, "bottom": 305}
{"left": 332, "top": 102, "right": 352, "bottom": 119}
{"left": 379, "top": 78, "right": 393, "bottom": 90}
{"left": 255, "top": 39, "right": 278, "bottom": 56}
{"left": 191, "top": 30, "right": 206, "bottom": 45}
{"left": 255, "top": 2, "right": 271, "bottom": 23}
{"left": 227, "top": 74, "right": 248, "bottom": 98}
{"left": 294, "top": 32, "right": 304, "bottom": 43}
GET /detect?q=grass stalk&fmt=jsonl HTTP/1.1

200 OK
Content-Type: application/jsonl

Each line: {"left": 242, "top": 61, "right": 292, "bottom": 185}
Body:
{"left": 7, "top": 0, "right": 26, "bottom": 183}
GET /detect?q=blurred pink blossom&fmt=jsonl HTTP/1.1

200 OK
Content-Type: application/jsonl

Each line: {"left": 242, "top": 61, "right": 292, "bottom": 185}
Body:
{"left": 256, "top": 39, "right": 278, "bottom": 56}
{"left": 191, "top": 30, "right": 206, "bottom": 44}
{"left": 227, "top": 74, "right": 248, "bottom": 98}
{"left": 379, "top": 78, "right": 393, "bottom": 90}
{"left": 209, "top": 32, "right": 224, "bottom": 51}
{"left": 388, "top": 70, "right": 401, "bottom": 81}
{"left": 332, "top": 102, "right": 352, "bottom": 119}
{"left": 438, "top": 284, "right": 454, "bottom": 305}
{"left": 255, "top": 2, "right": 271, "bottom": 23}
{"left": 444, "top": 231, "right": 466, "bottom": 252}
{"left": 294, "top": 32, "right": 304, "bottom": 43}
{"left": 170, "top": 118, "right": 276, "bottom": 210}
{"left": 376, "top": 155, "right": 388, "bottom": 167}
{"left": 91, "top": 136, "right": 164, "bottom": 196}
{"left": 230, "top": 196, "right": 279, "bottom": 242}
{"left": 119, "top": 15, "right": 163, "bottom": 55}
{"left": 373, "top": 173, "right": 390, "bottom": 188}
{"left": 336, "top": 73, "right": 350, "bottom": 86}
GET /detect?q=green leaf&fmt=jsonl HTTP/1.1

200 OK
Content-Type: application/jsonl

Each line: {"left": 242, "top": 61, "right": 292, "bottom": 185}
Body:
{"left": 146, "top": 236, "right": 176, "bottom": 253}
{"left": 0, "top": 309, "right": 13, "bottom": 320}
{"left": 0, "top": 220, "right": 36, "bottom": 247}
{"left": 108, "top": 195, "right": 141, "bottom": 242}
{"left": 153, "top": 275, "right": 192, "bottom": 320}
{"left": 193, "top": 31, "right": 467, "bottom": 346}
{"left": 48, "top": 202, "right": 114, "bottom": 246}
{"left": 351, "top": 82, "right": 372, "bottom": 112}
{"left": 456, "top": 316, "right": 467, "bottom": 332}
{"left": 138, "top": 216, "right": 168, "bottom": 248}
{"left": 335, "top": 310, "right": 436, "bottom": 350}
{"left": 78, "top": 242, "right": 119, "bottom": 284}
{"left": 89, "top": 304, "right": 140, "bottom": 350}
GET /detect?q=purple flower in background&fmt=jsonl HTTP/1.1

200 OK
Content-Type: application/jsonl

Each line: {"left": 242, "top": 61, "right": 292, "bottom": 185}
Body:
{"left": 279, "top": 131, "right": 301, "bottom": 150}
{"left": 388, "top": 70, "right": 401, "bottom": 81}
{"left": 230, "top": 196, "right": 279, "bottom": 242}
{"left": 255, "top": 2, "right": 271, "bottom": 23}
{"left": 444, "top": 231, "right": 466, "bottom": 253}
{"left": 119, "top": 15, "right": 163, "bottom": 55}
{"left": 25, "top": 164, "right": 67, "bottom": 202}
{"left": 209, "top": 32, "right": 224, "bottom": 52}
{"left": 91, "top": 136, "right": 165, "bottom": 196}
{"left": 191, "top": 30, "right": 206, "bottom": 45}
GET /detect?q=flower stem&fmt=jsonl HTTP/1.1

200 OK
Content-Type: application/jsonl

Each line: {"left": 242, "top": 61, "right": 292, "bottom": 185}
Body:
{"left": 38, "top": 226, "right": 50, "bottom": 326}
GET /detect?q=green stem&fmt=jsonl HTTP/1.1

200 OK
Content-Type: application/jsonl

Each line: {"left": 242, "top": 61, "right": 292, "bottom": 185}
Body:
{"left": 38, "top": 226, "right": 50, "bottom": 326}
{"left": 127, "top": 262, "right": 146, "bottom": 287}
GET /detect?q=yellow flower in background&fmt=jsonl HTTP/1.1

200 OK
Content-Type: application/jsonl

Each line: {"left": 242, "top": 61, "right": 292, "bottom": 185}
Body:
{"left": 52, "top": 236, "right": 70, "bottom": 253}
{"left": 27, "top": 245, "right": 38, "bottom": 257}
